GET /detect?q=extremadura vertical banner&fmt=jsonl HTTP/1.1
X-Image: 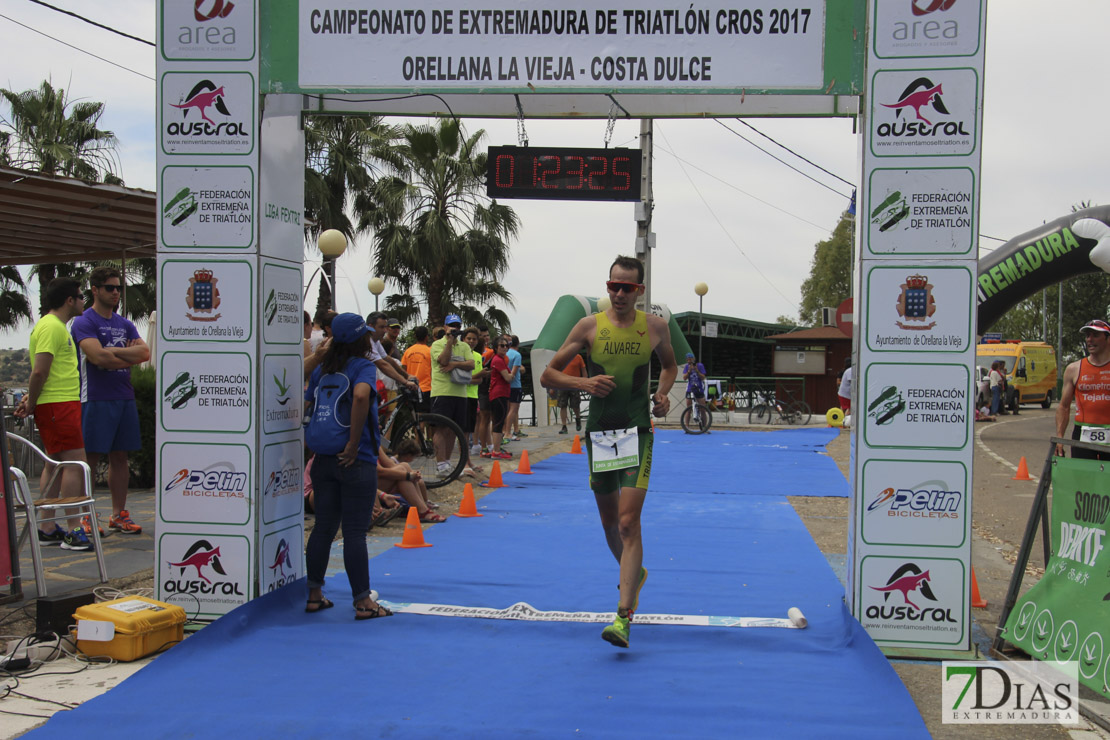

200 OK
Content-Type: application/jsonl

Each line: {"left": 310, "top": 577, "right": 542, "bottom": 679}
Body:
{"left": 1003, "top": 457, "right": 1110, "bottom": 697}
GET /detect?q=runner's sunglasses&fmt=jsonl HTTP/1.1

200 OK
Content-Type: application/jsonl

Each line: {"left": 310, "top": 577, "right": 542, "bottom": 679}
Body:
{"left": 606, "top": 281, "right": 643, "bottom": 294}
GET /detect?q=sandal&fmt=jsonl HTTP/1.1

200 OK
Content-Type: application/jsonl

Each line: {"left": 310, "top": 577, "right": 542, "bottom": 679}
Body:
{"left": 305, "top": 597, "right": 334, "bottom": 613}
{"left": 419, "top": 509, "right": 447, "bottom": 523}
{"left": 355, "top": 603, "right": 393, "bottom": 620}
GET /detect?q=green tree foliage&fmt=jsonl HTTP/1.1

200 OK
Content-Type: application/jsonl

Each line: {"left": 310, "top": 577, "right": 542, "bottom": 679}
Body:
{"left": 370, "top": 119, "right": 519, "bottom": 333}
{"left": 0, "top": 80, "right": 122, "bottom": 316}
{"left": 0, "top": 80, "right": 119, "bottom": 180}
{"left": 303, "top": 114, "right": 403, "bottom": 318}
{"left": 798, "top": 212, "right": 854, "bottom": 326}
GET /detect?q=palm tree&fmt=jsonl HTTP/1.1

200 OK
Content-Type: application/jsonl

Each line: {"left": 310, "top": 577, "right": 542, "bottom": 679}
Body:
{"left": 303, "top": 114, "right": 404, "bottom": 318}
{"left": 0, "top": 80, "right": 119, "bottom": 181}
{"left": 0, "top": 267, "right": 32, "bottom": 329}
{"left": 0, "top": 80, "right": 122, "bottom": 316}
{"left": 370, "top": 118, "right": 519, "bottom": 332}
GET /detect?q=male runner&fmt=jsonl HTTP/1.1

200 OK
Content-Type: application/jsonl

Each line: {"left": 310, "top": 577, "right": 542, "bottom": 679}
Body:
{"left": 1056, "top": 319, "right": 1110, "bottom": 460}
{"left": 540, "top": 255, "right": 677, "bottom": 648}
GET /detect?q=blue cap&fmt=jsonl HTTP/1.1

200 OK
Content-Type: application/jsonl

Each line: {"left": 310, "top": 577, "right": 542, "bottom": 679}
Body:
{"left": 445, "top": 313, "right": 462, "bottom": 327}
{"left": 331, "top": 313, "right": 370, "bottom": 344}
{"left": 686, "top": 352, "right": 696, "bottom": 359}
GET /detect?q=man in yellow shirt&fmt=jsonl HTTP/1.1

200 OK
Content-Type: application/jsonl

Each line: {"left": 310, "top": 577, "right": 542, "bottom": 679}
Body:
{"left": 14, "top": 278, "right": 95, "bottom": 551}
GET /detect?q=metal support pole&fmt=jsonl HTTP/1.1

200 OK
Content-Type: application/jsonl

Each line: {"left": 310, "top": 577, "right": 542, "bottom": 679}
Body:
{"left": 637, "top": 119, "right": 653, "bottom": 314}
{"left": 699, "top": 295, "right": 704, "bottom": 360}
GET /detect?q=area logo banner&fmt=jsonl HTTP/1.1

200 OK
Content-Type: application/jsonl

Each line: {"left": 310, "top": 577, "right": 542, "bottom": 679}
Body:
{"left": 161, "top": 0, "right": 255, "bottom": 61}
{"left": 873, "top": 0, "right": 982, "bottom": 59}
{"left": 1003, "top": 457, "right": 1110, "bottom": 698}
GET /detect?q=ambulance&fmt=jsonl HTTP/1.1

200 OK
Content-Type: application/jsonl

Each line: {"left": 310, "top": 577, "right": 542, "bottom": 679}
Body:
{"left": 975, "top": 340, "right": 1058, "bottom": 408}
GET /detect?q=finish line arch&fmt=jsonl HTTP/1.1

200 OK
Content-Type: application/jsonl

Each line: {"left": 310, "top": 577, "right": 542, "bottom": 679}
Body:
{"left": 977, "top": 205, "right": 1110, "bottom": 333}
{"left": 155, "top": 0, "right": 987, "bottom": 661}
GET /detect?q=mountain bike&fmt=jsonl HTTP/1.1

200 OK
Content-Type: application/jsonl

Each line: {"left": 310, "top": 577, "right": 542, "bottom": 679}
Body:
{"left": 378, "top": 387, "right": 467, "bottom": 488}
{"left": 748, "top": 388, "right": 812, "bottom": 426}
{"left": 680, "top": 392, "right": 713, "bottom": 434}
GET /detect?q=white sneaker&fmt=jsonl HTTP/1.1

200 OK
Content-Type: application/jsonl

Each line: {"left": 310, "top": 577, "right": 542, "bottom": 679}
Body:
{"left": 436, "top": 461, "right": 451, "bottom": 473}
{"left": 470, "top": 444, "right": 481, "bottom": 456}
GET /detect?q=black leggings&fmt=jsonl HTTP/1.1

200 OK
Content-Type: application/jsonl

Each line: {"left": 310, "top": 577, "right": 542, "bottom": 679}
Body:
{"left": 490, "top": 396, "right": 509, "bottom": 432}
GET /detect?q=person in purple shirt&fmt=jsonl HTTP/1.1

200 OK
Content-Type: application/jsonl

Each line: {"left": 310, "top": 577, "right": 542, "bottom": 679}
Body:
{"left": 683, "top": 352, "right": 706, "bottom": 411}
{"left": 71, "top": 267, "right": 150, "bottom": 535}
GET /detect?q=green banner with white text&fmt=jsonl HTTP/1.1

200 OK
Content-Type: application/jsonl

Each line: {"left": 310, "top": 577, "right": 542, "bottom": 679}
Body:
{"left": 1003, "top": 457, "right": 1110, "bottom": 697}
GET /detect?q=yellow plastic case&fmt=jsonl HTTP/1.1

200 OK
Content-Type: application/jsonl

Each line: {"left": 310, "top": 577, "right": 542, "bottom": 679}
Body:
{"left": 72, "top": 597, "right": 186, "bottom": 662}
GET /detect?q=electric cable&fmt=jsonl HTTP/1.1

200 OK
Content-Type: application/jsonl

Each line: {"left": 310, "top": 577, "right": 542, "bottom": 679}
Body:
{"left": 714, "top": 119, "right": 851, "bottom": 200}
{"left": 24, "top": 0, "right": 154, "bottom": 46}
{"left": 657, "top": 123, "right": 799, "bottom": 311}
{"left": 731, "top": 118, "right": 856, "bottom": 189}
{"left": 0, "top": 13, "right": 154, "bottom": 81}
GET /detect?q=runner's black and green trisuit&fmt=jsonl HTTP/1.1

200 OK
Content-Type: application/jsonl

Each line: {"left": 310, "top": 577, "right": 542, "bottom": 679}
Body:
{"left": 586, "top": 310, "right": 654, "bottom": 493}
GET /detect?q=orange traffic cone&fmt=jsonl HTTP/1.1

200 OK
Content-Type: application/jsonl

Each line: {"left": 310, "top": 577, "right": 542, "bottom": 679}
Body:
{"left": 570, "top": 434, "right": 583, "bottom": 454}
{"left": 513, "top": 449, "right": 533, "bottom": 474}
{"left": 1013, "top": 456, "right": 1032, "bottom": 481}
{"left": 970, "top": 567, "right": 987, "bottom": 608}
{"left": 454, "top": 483, "right": 483, "bottom": 518}
{"left": 480, "top": 461, "right": 506, "bottom": 489}
{"left": 393, "top": 507, "right": 433, "bottom": 548}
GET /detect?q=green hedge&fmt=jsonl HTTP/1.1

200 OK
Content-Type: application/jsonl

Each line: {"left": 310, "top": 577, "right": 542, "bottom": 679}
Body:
{"left": 130, "top": 365, "right": 156, "bottom": 488}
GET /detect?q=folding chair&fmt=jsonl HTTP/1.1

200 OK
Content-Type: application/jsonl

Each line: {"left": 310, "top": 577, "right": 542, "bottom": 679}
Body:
{"left": 8, "top": 433, "right": 109, "bottom": 597}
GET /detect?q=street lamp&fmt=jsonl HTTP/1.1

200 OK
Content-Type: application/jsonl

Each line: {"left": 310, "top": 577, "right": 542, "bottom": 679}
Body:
{"left": 367, "top": 277, "right": 385, "bottom": 312}
{"left": 318, "top": 229, "right": 347, "bottom": 310}
{"left": 694, "top": 282, "right": 708, "bottom": 361}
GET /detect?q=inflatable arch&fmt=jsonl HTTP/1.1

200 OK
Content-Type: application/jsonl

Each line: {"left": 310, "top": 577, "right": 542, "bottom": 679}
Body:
{"left": 529, "top": 295, "right": 694, "bottom": 423}
{"left": 977, "top": 205, "right": 1110, "bottom": 333}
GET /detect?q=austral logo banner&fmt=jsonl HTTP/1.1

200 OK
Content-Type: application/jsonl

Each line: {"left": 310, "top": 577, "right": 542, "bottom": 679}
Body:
{"left": 161, "top": 73, "right": 255, "bottom": 155}
{"left": 870, "top": 69, "right": 978, "bottom": 157}
{"left": 1003, "top": 457, "right": 1110, "bottom": 698}
{"left": 858, "top": 556, "right": 965, "bottom": 645}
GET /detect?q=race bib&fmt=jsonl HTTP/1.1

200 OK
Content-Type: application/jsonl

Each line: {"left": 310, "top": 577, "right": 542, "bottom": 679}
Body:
{"left": 1079, "top": 425, "right": 1110, "bottom": 445}
{"left": 589, "top": 427, "right": 639, "bottom": 473}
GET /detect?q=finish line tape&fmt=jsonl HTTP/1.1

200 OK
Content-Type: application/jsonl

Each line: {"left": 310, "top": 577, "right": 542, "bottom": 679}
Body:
{"left": 376, "top": 600, "right": 807, "bottom": 629}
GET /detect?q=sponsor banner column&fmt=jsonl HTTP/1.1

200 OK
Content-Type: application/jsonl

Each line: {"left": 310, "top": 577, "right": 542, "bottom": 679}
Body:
{"left": 257, "top": 92, "right": 307, "bottom": 593}
{"left": 156, "top": 0, "right": 261, "bottom": 618}
{"left": 849, "top": 0, "right": 985, "bottom": 651}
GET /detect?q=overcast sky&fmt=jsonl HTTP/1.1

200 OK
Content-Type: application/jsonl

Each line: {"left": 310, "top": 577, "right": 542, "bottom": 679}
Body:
{"left": 1, "top": 1, "right": 1107, "bottom": 348}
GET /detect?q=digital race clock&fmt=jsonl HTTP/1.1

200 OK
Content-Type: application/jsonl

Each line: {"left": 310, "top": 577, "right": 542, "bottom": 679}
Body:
{"left": 486, "top": 146, "right": 642, "bottom": 202}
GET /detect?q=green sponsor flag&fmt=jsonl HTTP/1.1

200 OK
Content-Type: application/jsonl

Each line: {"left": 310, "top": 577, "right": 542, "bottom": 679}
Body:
{"left": 1003, "top": 457, "right": 1110, "bottom": 697}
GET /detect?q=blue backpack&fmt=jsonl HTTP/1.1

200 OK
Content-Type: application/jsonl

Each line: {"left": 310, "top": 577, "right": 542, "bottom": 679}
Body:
{"left": 305, "top": 370, "right": 353, "bottom": 455}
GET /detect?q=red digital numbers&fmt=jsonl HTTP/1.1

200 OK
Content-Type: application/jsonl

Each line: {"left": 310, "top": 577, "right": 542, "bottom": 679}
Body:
{"left": 486, "top": 146, "right": 641, "bottom": 201}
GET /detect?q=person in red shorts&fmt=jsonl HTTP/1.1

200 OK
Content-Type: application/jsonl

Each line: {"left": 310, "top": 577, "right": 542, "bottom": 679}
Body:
{"left": 14, "top": 278, "right": 94, "bottom": 551}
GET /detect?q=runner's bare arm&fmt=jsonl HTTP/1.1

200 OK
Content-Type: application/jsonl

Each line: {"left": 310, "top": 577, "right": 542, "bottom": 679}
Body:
{"left": 649, "top": 315, "right": 678, "bottom": 417}
{"left": 540, "top": 316, "right": 615, "bottom": 397}
{"left": 1055, "top": 360, "right": 1080, "bottom": 456}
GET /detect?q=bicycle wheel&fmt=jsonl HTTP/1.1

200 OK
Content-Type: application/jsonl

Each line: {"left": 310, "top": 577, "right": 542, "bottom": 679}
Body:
{"left": 792, "top": 401, "right": 812, "bottom": 425}
{"left": 748, "top": 404, "right": 770, "bottom": 424}
{"left": 393, "top": 413, "right": 467, "bottom": 488}
{"left": 681, "top": 406, "right": 711, "bottom": 435}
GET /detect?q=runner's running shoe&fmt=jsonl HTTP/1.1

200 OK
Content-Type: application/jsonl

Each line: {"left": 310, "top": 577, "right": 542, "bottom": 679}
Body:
{"left": 37, "top": 526, "right": 67, "bottom": 546}
{"left": 109, "top": 510, "right": 142, "bottom": 535}
{"left": 81, "top": 515, "right": 105, "bottom": 538}
{"left": 61, "top": 527, "right": 93, "bottom": 551}
{"left": 601, "top": 610, "right": 631, "bottom": 648}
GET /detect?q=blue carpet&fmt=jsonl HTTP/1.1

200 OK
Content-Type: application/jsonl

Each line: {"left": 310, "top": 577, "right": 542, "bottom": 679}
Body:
{"left": 502, "top": 429, "right": 848, "bottom": 497}
{"left": 30, "top": 428, "right": 922, "bottom": 738}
